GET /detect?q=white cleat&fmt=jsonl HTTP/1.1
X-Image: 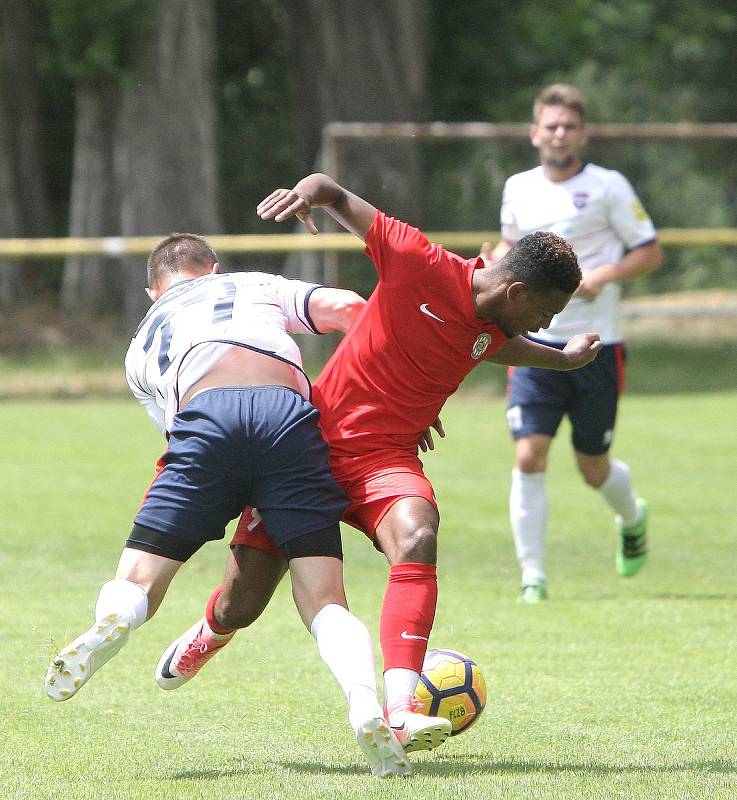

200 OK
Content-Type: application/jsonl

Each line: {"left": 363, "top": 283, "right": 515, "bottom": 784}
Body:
{"left": 45, "top": 613, "right": 131, "bottom": 702}
{"left": 355, "top": 717, "right": 412, "bottom": 778}
{"left": 390, "top": 711, "right": 452, "bottom": 753}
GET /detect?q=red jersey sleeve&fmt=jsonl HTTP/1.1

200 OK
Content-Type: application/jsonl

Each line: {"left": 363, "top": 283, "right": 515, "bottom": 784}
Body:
{"left": 364, "top": 211, "right": 438, "bottom": 286}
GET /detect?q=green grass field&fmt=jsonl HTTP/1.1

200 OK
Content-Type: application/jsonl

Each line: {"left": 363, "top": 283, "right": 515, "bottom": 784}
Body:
{"left": 2, "top": 392, "right": 736, "bottom": 799}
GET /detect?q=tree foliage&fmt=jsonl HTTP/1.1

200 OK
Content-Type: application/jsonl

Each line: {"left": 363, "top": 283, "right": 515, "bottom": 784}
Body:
{"left": 428, "top": 0, "right": 737, "bottom": 123}
{"left": 424, "top": 0, "right": 737, "bottom": 291}
{"left": 215, "top": 0, "right": 294, "bottom": 235}
{"left": 45, "top": 0, "right": 156, "bottom": 84}
{"left": 3, "top": 0, "right": 737, "bottom": 314}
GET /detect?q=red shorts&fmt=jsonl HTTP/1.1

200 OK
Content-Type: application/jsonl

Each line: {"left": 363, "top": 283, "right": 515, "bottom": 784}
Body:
{"left": 230, "top": 449, "right": 437, "bottom": 554}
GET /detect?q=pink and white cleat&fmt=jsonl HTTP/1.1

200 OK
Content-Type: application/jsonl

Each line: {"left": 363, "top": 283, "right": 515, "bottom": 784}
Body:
{"left": 155, "top": 617, "right": 235, "bottom": 689}
{"left": 387, "top": 698, "right": 452, "bottom": 753}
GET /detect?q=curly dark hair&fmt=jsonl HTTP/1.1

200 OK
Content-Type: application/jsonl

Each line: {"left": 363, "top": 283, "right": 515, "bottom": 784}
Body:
{"left": 502, "top": 231, "right": 581, "bottom": 294}
{"left": 147, "top": 233, "right": 218, "bottom": 289}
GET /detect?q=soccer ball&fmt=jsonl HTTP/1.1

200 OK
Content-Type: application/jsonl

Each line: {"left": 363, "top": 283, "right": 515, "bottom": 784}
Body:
{"left": 415, "top": 648, "right": 487, "bottom": 735}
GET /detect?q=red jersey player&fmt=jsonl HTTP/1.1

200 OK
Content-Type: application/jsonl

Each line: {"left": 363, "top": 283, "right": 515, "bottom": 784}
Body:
{"left": 154, "top": 174, "right": 601, "bottom": 758}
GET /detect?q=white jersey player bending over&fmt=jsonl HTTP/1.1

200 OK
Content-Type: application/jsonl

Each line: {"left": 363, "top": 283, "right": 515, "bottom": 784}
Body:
{"left": 45, "top": 233, "right": 412, "bottom": 779}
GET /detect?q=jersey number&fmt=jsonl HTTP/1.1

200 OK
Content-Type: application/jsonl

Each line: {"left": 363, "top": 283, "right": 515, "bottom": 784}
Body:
{"left": 143, "top": 281, "right": 237, "bottom": 374}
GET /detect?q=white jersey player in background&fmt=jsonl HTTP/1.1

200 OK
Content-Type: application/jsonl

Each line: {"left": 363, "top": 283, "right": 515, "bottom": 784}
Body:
{"left": 482, "top": 84, "right": 663, "bottom": 603}
{"left": 44, "top": 233, "right": 412, "bottom": 778}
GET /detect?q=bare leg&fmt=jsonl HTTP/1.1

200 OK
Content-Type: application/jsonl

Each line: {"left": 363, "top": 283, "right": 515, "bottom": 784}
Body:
{"left": 577, "top": 452, "right": 640, "bottom": 524}
{"left": 215, "top": 545, "right": 287, "bottom": 629}
{"left": 374, "top": 496, "right": 439, "bottom": 565}
{"left": 114, "top": 547, "right": 183, "bottom": 619}
{"left": 288, "top": 555, "right": 348, "bottom": 627}
{"left": 46, "top": 547, "right": 183, "bottom": 701}
{"left": 574, "top": 451, "right": 611, "bottom": 488}
{"left": 288, "top": 555, "right": 410, "bottom": 777}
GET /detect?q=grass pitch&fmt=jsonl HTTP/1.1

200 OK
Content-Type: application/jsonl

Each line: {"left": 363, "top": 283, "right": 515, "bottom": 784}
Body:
{"left": 2, "top": 392, "right": 736, "bottom": 799}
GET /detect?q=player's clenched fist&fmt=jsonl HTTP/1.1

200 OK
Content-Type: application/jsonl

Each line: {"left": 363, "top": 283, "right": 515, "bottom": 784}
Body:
{"left": 561, "top": 333, "right": 602, "bottom": 369}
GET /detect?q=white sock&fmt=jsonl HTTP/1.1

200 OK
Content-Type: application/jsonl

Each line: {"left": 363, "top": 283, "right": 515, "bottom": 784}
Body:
{"left": 94, "top": 579, "right": 149, "bottom": 630}
{"left": 201, "top": 619, "right": 233, "bottom": 641}
{"left": 510, "top": 469, "right": 548, "bottom": 584}
{"left": 383, "top": 668, "right": 420, "bottom": 718}
{"left": 310, "top": 604, "right": 382, "bottom": 730}
{"left": 599, "top": 459, "right": 639, "bottom": 525}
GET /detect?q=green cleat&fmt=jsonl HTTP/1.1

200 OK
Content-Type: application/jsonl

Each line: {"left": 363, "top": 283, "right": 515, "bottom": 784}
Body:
{"left": 616, "top": 497, "right": 648, "bottom": 577}
{"left": 518, "top": 579, "right": 547, "bottom": 604}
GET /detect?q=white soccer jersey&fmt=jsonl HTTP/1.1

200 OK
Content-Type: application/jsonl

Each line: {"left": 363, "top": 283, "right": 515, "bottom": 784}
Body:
{"left": 125, "top": 272, "right": 322, "bottom": 433}
{"left": 500, "top": 162, "right": 657, "bottom": 343}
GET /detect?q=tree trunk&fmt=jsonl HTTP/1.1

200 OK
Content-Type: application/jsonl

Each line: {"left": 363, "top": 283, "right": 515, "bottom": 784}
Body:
{"left": 116, "top": 0, "right": 220, "bottom": 324}
{"left": 60, "top": 83, "right": 124, "bottom": 312}
{"left": 284, "top": 0, "right": 429, "bottom": 366}
{"left": 0, "top": 77, "right": 22, "bottom": 306}
{"left": 0, "top": 0, "right": 53, "bottom": 305}
{"left": 60, "top": 0, "right": 220, "bottom": 324}
{"left": 288, "top": 0, "right": 429, "bottom": 221}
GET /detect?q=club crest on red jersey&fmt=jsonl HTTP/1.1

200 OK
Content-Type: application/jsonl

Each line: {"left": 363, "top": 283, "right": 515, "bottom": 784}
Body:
{"left": 471, "top": 333, "right": 491, "bottom": 359}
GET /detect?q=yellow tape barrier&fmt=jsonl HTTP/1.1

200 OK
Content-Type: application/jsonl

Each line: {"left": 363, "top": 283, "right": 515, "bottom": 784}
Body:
{"left": 0, "top": 229, "right": 735, "bottom": 258}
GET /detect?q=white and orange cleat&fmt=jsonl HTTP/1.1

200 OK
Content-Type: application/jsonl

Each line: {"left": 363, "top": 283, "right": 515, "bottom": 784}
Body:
{"left": 387, "top": 698, "right": 452, "bottom": 753}
{"left": 155, "top": 617, "right": 235, "bottom": 689}
{"left": 45, "top": 613, "right": 131, "bottom": 701}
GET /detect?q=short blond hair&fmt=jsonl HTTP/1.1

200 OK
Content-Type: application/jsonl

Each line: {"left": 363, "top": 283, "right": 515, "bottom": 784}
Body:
{"left": 533, "top": 84, "right": 586, "bottom": 123}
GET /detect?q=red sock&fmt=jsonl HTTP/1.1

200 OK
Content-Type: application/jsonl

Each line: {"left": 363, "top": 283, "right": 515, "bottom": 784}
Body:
{"left": 380, "top": 562, "right": 437, "bottom": 673}
{"left": 205, "top": 585, "right": 235, "bottom": 635}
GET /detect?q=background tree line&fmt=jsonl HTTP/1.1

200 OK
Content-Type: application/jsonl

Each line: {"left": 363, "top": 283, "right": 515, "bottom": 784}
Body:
{"left": 1, "top": 0, "right": 735, "bottom": 324}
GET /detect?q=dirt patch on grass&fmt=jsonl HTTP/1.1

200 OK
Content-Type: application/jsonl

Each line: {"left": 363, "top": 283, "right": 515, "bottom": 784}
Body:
{"left": 0, "top": 305, "right": 129, "bottom": 354}
{"left": 622, "top": 289, "right": 737, "bottom": 340}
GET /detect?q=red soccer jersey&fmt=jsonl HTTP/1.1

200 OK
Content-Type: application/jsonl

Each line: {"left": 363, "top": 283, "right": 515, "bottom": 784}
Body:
{"left": 313, "top": 211, "right": 508, "bottom": 457}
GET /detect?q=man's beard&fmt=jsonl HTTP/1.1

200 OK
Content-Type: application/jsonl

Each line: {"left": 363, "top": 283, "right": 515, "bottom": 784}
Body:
{"left": 546, "top": 153, "right": 576, "bottom": 170}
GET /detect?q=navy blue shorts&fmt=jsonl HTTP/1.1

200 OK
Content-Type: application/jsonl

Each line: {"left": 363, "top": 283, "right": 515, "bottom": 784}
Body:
{"left": 506, "top": 342, "right": 626, "bottom": 455}
{"left": 134, "top": 387, "right": 349, "bottom": 548}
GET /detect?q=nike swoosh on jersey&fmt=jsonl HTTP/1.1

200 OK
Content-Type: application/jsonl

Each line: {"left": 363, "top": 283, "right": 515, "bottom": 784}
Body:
{"left": 419, "top": 303, "right": 445, "bottom": 323}
{"left": 400, "top": 630, "right": 429, "bottom": 641}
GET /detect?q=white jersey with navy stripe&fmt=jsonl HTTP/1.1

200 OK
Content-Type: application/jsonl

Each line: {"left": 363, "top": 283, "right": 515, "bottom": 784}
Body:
{"left": 500, "top": 162, "right": 657, "bottom": 344}
{"left": 125, "top": 271, "right": 321, "bottom": 433}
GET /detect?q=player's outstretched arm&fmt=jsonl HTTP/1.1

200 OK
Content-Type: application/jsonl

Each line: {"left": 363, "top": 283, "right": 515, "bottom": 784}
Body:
{"left": 486, "top": 333, "right": 602, "bottom": 370}
{"left": 257, "top": 173, "right": 377, "bottom": 241}
{"left": 576, "top": 241, "right": 663, "bottom": 300}
{"left": 308, "top": 287, "right": 366, "bottom": 334}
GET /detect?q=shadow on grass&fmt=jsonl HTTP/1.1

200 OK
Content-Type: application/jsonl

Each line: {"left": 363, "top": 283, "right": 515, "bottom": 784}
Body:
{"left": 171, "top": 764, "right": 369, "bottom": 780}
{"left": 649, "top": 593, "right": 737, "bottom": 601}
{"left": 511, "top": 593, "right": 737, "bottom": 604}
{"left": 263, "top": 756, "right": 737, "bottom": 778}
